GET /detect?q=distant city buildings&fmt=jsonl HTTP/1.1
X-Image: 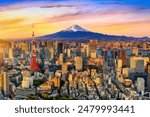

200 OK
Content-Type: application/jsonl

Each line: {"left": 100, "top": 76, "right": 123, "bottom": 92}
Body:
{"left": 0, "top": 39, "right": 150, "bottom": 100}
{"left": 75, "top": 56, "right": 83, "bottom": 71}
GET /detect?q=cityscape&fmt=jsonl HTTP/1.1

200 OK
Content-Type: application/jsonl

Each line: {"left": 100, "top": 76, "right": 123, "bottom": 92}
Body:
{"left": 0, "top": 0, "right": 150, "bottom": 100}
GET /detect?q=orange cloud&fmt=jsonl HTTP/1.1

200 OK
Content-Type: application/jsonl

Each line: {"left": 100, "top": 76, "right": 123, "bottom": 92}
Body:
{"left": 0, "top": 17, "right": 27, "bottom": 26}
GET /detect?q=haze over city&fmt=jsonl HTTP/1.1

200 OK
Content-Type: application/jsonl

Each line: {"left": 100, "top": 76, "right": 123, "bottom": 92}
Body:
{"left": 0, "top": 0, "right": 150, "bottom": 40}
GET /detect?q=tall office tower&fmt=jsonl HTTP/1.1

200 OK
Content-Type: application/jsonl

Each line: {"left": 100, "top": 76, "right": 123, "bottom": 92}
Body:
{"left": 47, "top": 41, "right": 53, "bottom": 48}
{"left": 90, "top": 50, "right": 97, "bottom": 58}
{"left": 0, "top": 52, "right": 4, "bottom": 67}
{"left": 130, "top": 57, "right": 149, "bottom": 71}
{"left": 49, "top": 47, "right": 54, "bottom": 60}
{"left": 0, "top": 72, "right": 9, "bottom": 96}
{"left": 62, "top": 63, "right": 68, "bottom": 75}
{"left": 83, "top": 44, "right": 90, "bottom": 57}
{"left": 67, "top": 48, "right": 71, "bottom": 58}
{"left": 10, "top": 42, "right": 15, "bottom": 49}
{"left": 30, "top": 25, "right": 40, "bottom": 72}
{"left": 147, "top": 63, "right": 150, "bottom": 91}
{"left": 89, "top": 40, "right": 97, "bottom": 50}
{"left": 75, "top": 56, "right": 83, "bottom": 70}
{"left": 8, "top": 48, "right": 13, "bottom": 59}
{"left": 41, "top": 41, "right": 46, "bottom": 46}
{"left": 118, "top": 49, "right": 126, "bottom": 66}
{"left": 132, "top": 48, "right": 138, "bottom": 56}
{"left": 143, "top": 42, "right": 147, "bottom": 50}
{"left": 101, "top": 49, "right": 107, "bottom": 58}
{"left": 0, "top": 73, "right": 2, "bottom": 89}
{"left": 57, "top": 42, "right": 63, "bottom": 57}
{"left": 44, "top": 48, "right": 50, "bottom": 60}
{"left": 137, "top": 77, "right": 145, "bottom": 93}
{"left": 117, "top": 59, "right": 122, "bottom": 69}
{"left": 111, "top": 49, "right": 117, "bottom": 59}
{"left": 53, "top": 77, "right": 60, "bottom": 88}
{"left": 135, "top": 60, "right": 144, "bottom": 72}
{"left": 59, "top": 53, "right": 64, "bottom": 65}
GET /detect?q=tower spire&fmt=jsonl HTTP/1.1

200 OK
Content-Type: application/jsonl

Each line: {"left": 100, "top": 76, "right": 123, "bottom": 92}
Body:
{"left": 30, "top": 24, "right": 40, "bottom": 72}
{"left": 32, "top": 24, "right": 35, "bottom": 40}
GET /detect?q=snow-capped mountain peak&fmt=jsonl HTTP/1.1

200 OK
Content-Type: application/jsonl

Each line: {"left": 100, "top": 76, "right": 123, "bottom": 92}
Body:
{"left": 62, "top": 24, "right": 89, "bottom": 32}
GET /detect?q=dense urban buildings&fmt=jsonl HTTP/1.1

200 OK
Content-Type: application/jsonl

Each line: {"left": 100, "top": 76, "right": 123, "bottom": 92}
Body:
{"left": 0, "top": 37, "right": 150, "bottom": 100}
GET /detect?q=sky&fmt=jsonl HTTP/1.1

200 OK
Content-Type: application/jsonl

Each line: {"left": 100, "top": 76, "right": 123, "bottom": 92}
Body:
{"left": 0, "top": 0, "right": 150, "bottom": 40}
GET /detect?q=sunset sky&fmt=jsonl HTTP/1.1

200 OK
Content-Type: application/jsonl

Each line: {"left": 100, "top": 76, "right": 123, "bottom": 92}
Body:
{"left": 0, "top": 0, "right": 150, "bottom": 40}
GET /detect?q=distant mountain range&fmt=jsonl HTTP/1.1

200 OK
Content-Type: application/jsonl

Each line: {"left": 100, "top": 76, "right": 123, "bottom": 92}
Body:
{"left": 33, "top": 24, "right": 149, "bottom": 41}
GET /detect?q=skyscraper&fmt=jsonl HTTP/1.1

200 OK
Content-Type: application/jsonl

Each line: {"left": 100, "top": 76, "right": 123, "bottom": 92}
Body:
{"left": 0, "top": 52, "right": 3, "bottom": 67}
{"left": 75, "top": 56, "right": 83, "bottom": 70}
{"left": 83, "top": 44, "right": 90, "bottom": 57}
{"left": 57, "top": 42, "right": 63, "bottom": 57}
{"left": 90, "top": 50, "right": 97, "bottom": 58}
{"left": 62, "top": 63, "right": 68, "bottom": 75}
{"left": 130, "top": 57, "right": 149, "bottom": 72}
{"left": 117, "top": 59, "right": 122, "bottom": 69}
{"left": 89, "top": 40, "right": 97, "bottom": 50}
{"left": 8, "top": 48, "right": 13, "bottom": 59}
{"left": 0, "top": 72, "right": 9, "bottom": 96}
{"left": 137, "top": 77, "right": 145, "bottom": 93}
{"left": 135, "top": 60, "right": 144, "bottom": 73}
{"left": 147, "top": 63, "right": 150, "bottom": 91}
{"left": 59, "top": 53, "right": 64, "bottom": 65}
{"left": 67, "top": 48, "right": 71, "bottom": 58}
{"left": 118, "top": 49, "right": 126, "bottom": 66}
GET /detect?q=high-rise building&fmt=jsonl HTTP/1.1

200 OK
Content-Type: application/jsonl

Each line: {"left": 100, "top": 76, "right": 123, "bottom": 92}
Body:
{"left": 89, "top": 40, "right": 97, "bottom": 50}
{"left": 117, "top": 59, "right": 122, "bottom": 69}
{"left": 8, "top": 48, "right": 13, "bottom": 59}
{"left": 118, "top": 49, "right": 126, "bottom": 66}
{"left": 44, "top": 48, "right": 50, "bottom": 60}
{"left": 67, "top": 48, "right": 71, "bottom": 58}
{"left": 137, "top": 77, "right": 145, "bottom": 93}
{"left": 49, "top": 47, "right": 54, "bottom": 60}
{"left": 75, "top": 56, "right": 83, "bottom": 70}
{"left": 57, "top": 42, "right": 63, "bottom": 57}
{"left": 135, "top": 60, "right": 144, "bottom": 72}
{"left": 47, "top": 41, "right": 53, "bottom": 48}
{"left": 0, "top": 52, "right": 4, "bottom": 67}
{"left": 53, "top": 77, "right": 60, "bottom": 88}
{"left": 59, "top": 53, "right": 64, "bottom": 65}
{"left": 143, "top": 42, "right": 147, "bottom": 50}
{"left": 83, "top": 44, "right": 90, "bottom": 57}
{"left": 0, "top": 73, "right": 2, "bottom": 89}
{"left": 147, "top": 63, "right": 150, "bottom": 91}
{"left": 90, "top": 50, "right": 97, "bottom": 58}
{"left": 130, "top": 57, "right": 149, "bottom": 72}
{"left": 132, "top": 48, "right": 138, "bottom": 56}
{"left": 62, "top": 63, "right": 68, "bottom": 75}
{"left": 0, "top": 72, "right": 9, "bottom": 96}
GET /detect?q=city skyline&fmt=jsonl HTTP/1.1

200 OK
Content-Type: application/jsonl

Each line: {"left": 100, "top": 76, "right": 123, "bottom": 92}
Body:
{"left": 0, "top": 0, "right": 150, "bottom": 40}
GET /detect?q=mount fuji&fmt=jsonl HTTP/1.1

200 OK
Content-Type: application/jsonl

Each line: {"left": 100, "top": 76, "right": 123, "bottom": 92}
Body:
{"left": 37, "top": 24, "right": 149, "bottom": 41}
{"left": 62, "top": 24, "right": 89, "bottom": 32}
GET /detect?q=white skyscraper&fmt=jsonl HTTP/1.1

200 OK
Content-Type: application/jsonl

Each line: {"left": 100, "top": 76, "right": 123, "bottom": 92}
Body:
{"left": 137, "top": 77, "right": 145, "bottom": 93}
